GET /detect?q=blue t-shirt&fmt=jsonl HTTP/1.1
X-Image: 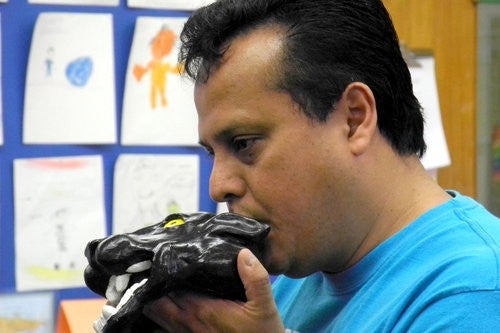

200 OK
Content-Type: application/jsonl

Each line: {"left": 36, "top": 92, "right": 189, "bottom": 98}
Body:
{"left": 272, "top": 192, "right": 500, "bottom": 332}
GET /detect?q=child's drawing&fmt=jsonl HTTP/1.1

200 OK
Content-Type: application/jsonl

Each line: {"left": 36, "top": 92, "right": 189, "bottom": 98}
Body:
{"left": 45, "top": 47, "right": 54, "bottom": 77}
{"left": 121, "top": 16, "right": 198, "bottom": 146}
{"left": 14, "top": 156, "right": 106, "bottom": 291}
{"left": 0, "top": 292, "right": 54, "bottom": 333}
{"left": 66, "top": 56, "right": 93, "bottom": 87}
{"left": 133, "top": 25, "right": 182, "bottom": 109}
{"left": 24, "top": 12, "right": 116, "bottom": 144}
{"left": 113, "top": 154, "right": 199, "bottom": 234}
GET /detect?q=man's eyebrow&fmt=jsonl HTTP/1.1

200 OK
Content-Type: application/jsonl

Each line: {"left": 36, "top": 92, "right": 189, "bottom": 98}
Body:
{"left": 198, "top": 118, "right": 266, "bottom": 151}
{"left": 199, "top": 127, "right": 239, "bottom": 149}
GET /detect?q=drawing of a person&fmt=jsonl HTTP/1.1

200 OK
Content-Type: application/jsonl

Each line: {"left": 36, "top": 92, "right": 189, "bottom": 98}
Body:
{"left": 46, "top": 46, "right": 54, "bottom": 77}
{"left": 133, "top": 25, "right": 183, "bottom": 109}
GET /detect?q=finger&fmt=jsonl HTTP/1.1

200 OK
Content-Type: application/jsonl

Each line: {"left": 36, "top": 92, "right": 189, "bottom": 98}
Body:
{"left": 144, "top": 296, "right": 181, "bottom": 332}
{"left": 237, "top": 249, "right": 274, "bottom": 308}
{"left": 144, "top": 294, "right": 214, "bottom": 333}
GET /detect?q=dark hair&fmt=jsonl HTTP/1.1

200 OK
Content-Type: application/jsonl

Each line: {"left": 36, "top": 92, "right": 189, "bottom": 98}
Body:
{"left": 179, "top": 0, "right": 426, "bottom": 157}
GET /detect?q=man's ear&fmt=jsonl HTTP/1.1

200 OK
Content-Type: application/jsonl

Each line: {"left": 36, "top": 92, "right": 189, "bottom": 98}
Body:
{"left": 343, "top": 82, "right": 378, "bottom": 155}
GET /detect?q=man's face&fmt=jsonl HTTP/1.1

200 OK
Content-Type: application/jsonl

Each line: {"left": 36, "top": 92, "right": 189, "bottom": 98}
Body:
{"left": 195, "top": 26, "right": 358, "bottom": 277}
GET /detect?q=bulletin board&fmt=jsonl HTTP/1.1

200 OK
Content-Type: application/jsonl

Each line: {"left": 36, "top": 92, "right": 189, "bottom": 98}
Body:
{"left": 0, "top": 0, "right": 215, "bottom": 318}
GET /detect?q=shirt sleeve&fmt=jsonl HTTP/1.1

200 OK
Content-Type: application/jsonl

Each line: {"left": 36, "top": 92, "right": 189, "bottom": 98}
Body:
{"left": 408, "top": 290, "right": 500, "bottom": 332}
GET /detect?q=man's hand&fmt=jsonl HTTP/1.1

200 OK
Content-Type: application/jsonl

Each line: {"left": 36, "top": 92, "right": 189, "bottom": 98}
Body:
{"left": 143, "top": 249, "right": 285, "bottom": 333}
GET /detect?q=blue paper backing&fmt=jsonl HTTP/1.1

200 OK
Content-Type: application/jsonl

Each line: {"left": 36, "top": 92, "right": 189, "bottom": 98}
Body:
{"left": 0, "top": 0, "right": 215, "bottom": 312}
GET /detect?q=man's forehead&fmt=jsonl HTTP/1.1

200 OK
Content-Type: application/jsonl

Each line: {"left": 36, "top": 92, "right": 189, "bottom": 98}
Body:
{"left": 196, "top": 25, "right": 285, "bottom": 86}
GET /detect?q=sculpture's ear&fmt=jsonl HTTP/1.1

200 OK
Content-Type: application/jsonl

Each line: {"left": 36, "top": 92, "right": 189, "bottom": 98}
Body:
{"left": 181, "top": 212, "right": 215, "bottom": 224}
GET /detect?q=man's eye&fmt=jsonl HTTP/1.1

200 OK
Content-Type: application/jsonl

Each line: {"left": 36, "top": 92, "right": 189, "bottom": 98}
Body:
{"left": 230, "top": 136, "right": 263, "bottom": 163}
{"left": 232, "top": 137, "right": 258, "bottom": 153}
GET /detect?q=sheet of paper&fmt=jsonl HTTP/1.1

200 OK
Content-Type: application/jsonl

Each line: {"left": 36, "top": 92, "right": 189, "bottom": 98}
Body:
{"left": 127, "top": 0, "right": 215, "bottom": 10}
{"left": 121, "top": 16, "right": 198, "bottom": 146}
{"left": 24, "top": 12, "right": 116, "bottom": 144}
{"left": 410, "top": 56, "right": 451, "bottom": 170}
{"left": 28, "top": 0, "right": 118, "bottom": 5}
{"left": 113, "top": 154, "right": 199, "bottom": 234}
{"left": 14, "top": 155, "right": 107, "bottom": 291}
{"left": 0, "top": 292, "right": 54, "bottom": 333}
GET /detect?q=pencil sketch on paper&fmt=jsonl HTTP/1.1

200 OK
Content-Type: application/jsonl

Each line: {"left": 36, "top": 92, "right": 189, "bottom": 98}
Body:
{"left": 133, "top": 25, "right": 183, "bottom": 109}
{"left": 113, "top": 154, "right": 200, "bottom": 234}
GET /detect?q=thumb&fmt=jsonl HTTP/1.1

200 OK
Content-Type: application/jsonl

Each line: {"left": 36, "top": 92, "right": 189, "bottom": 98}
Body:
{"left": 237, "top": 249, "right": 274, "bottom": 308}
{"left": 237, "top": 249, "right": 285, "bottom": 332}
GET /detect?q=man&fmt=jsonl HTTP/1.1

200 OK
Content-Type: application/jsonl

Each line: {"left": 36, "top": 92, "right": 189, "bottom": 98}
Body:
{"left": 144, "top": 0, "right": 500, "bottom": 331}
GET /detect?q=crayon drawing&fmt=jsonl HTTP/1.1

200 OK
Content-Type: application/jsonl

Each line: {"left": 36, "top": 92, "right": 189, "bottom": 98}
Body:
{"left": 133, "top": 25, "right": 182, "bottom": 109}
{"left": 121, "top": 17, "right": 198, "bottom": 146}
{"left": 66, "top": 56, "right": 93, "bottom": 87}
{"left": 24, "top": 12, "right": 116, "bottom": 144}
{"left": 0, "top": 292, "right": 54, "bottom": 333}
{"left": 14, "top": 156, "right": 106, "bottom": 291}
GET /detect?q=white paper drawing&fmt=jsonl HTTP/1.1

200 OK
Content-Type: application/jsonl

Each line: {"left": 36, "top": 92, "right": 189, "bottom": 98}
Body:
{"left": 0, "top": 292, "right": 54, "bottom": 333}
{"left": 28, "top": 0, "right": 118, "bottom": 6}
{"left": 121, "top": 16, "right": 198, "bottom": 146}
{"left": 14, "top": 155, "right": 107, "bottom": 291}
{"left": 24, "top": 12, "right": 116, "bottom": 144}
{"left": 113, "top": 154, "right": 199, "bottom": 234}
{"left": 127, "top": 0, "right": 215, "bottom": 10}
{"left": 410, "top": 56, "right": 451, "bottom": 170}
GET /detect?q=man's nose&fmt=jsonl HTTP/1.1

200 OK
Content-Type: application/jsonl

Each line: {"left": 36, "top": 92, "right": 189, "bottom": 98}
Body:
{"left": 209, "top": 156, "right": 245, "bottom": 204}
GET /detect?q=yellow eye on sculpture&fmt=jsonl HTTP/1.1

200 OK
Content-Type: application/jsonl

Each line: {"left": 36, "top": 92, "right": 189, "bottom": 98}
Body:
{"left": 163, "top": 218, "right": 185, "bottom": 228}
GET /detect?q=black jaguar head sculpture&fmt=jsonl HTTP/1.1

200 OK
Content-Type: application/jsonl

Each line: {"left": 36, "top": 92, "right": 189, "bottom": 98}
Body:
{"left": 84, "top": 212, "right": 270, "bottom": 333}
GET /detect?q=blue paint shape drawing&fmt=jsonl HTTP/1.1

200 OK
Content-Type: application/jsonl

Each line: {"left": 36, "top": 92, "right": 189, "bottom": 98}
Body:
{"left": 66, "top": 57, "right": 93, "bottom": 87}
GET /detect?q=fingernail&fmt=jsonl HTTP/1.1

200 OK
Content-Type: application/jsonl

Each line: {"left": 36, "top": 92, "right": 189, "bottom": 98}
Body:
{"left": 245, "top": 251, "right": 257, "bottom": 267}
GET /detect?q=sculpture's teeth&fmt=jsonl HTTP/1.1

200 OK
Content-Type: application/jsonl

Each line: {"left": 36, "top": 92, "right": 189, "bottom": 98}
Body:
{"left": 126, "top": 260, "right": 152, "bottom": 273}
{"left": 93, "top": 314, "right": 106, "bottom": 333}
{"left": 93, "top": 278, "right": 149, "bottom": 332}
{"left": 105, "top": 275, "right": 123, "bottom": 306}
{"left": 115, "top": 274, "right": 131, "bottom": 293}
{"left": 102, "top": 305, "right": 118, "bottom": 319}
{"left": 116, "top": 278, "right": 148, "bottom": 310}
{"left": 93, "top": 303, "right": 118, "bottom": 333}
